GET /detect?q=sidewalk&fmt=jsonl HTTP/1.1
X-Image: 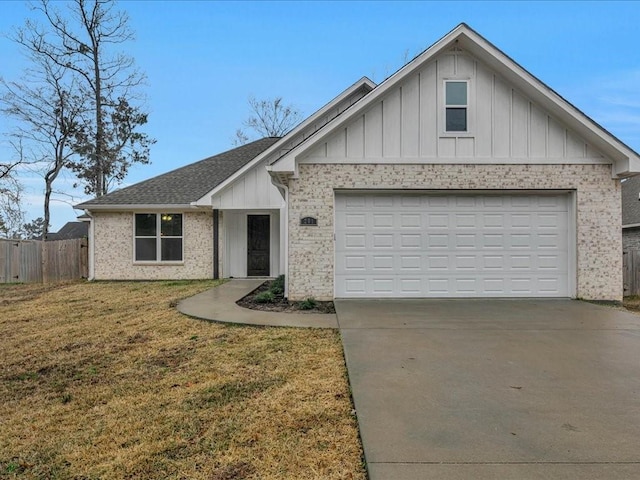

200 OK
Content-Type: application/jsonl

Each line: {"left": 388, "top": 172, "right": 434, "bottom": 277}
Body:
{"left": 177, "top": 279, "right": 338, "bottom": 328}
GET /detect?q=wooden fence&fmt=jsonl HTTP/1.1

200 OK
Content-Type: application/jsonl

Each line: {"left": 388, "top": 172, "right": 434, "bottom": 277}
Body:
{"left": 0, "top": 238, "right": 88, "bottom": 284}
{"left": 623, "top": 249, "right": 640, "bottom": 296}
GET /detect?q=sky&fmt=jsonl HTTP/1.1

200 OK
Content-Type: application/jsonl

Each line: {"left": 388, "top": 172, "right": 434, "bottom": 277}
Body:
{"left": 1, "top": 0, "right": 639, "bottom": 231}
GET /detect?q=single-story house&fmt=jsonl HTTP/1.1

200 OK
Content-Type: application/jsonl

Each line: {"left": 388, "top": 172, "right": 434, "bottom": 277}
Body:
{"left": 45, "top": 221, "right": 89, "bottom": 241}
{"left": 77, "top": 23, "right": 640, "bottom": 302}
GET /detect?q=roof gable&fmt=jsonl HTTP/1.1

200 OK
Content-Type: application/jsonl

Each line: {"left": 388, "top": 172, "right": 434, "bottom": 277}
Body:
{"left": 76, "top": 137, "right": 279, "bottom": 209}
{"left": 622, "top": 176, "right": 640, "bottom": 226}
{"left": 48, "top": 222, "right": 89, "bottom": 240}
{"left": 269, "top": 23, "right": 640, "bottom": 180}
{"left": 192, "top": 77, "right": 375, "bottom": 206}
{"left": 300, "top": 48, "right": 608, "bottom": 164}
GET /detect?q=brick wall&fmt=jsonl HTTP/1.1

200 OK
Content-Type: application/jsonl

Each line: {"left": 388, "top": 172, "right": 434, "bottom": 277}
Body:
{"left": 287, "top": 163, "right": 621, "bottom": 301}
{"left": 93, "top": 211, "right": 213, "bottom": 280}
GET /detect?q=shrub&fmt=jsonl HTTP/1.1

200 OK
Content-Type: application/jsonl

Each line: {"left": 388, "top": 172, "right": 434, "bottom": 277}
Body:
{"left": 270, "top": 275, "right": 285, "bottom": 295}
{"left": 298, "top": 297, "right": 317, "bottom": 310}
{"left": 254, "top": 291, "right": 275, "bottom": 303}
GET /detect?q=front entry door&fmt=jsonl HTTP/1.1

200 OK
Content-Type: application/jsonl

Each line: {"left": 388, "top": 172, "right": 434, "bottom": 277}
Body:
{"left": 247, "top": 215, "right": 270, "bottom": 276}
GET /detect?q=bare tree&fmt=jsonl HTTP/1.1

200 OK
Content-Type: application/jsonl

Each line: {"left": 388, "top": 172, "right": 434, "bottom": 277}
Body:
{"left": 1, "top": 55, "right": 83, "bottom": 238}
{"left": 14, "top": 0, "right": 153, "bottom": 197}
{"left": 0, "top": 140, "right": 29, "bottom": 238}
{"left": 234, "top": 96, "right": 302, "bottom": 145}
{"left": 0, "top": 140, "right": 26, "bottom": 182}
{"left": 0, "top": 176, "right": 26, "bottom": 239}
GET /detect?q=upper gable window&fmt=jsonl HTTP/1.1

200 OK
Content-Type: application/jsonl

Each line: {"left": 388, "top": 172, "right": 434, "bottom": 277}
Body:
{"left": 445, "top": 81, "right": 468, "bottom": 132}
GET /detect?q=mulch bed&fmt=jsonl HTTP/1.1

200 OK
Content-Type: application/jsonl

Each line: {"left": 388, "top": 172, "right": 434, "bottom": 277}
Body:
{"left": 236, "top": 280, "right": 336, "bottom": 314}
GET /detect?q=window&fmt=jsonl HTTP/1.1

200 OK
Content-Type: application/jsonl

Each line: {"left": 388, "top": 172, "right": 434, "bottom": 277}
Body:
{"left": 445, "top": 80, "right": 468, "bottom": 132}
{"left": 135, "top": 213, "right": 183, "bottom": 262}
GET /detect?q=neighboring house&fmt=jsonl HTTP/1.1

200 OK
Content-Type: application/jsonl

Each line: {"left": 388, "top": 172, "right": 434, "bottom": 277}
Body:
{"left": 621, "top": 176, "right": 640, "bottom": 250}
{"left": 46, "top": 221, "right": 89, "bottom": 241}
{"left": 77, "top": 24, "right": 640, "bottom": 302}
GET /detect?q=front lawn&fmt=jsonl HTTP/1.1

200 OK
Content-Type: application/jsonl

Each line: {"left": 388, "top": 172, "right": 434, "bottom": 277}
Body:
{"left": 0, "top": 280, "right": 365, "bottom": 479}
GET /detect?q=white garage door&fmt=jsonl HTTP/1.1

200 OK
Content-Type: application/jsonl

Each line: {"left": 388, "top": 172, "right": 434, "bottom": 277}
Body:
{"left": 335, "top": 192, "right": 570, "bottom": 298}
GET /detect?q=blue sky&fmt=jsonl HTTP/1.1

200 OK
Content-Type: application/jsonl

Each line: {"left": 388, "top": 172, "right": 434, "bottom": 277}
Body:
{"left": 1, "top": 0, "right": 639, "bottom": 230}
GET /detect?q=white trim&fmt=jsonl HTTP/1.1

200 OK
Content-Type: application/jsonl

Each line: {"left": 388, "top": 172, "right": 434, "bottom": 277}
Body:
{"left": 298, "top": 156, "right": 610, "bottom": 165}
{"left": 80, "top": 204, "right": 200, "bottom": 211}
{"left": 333, "top": 189, "right": 574, "bottom": 298}
{"left": 192, "top": 77, "right": 377, "bottom": 206}
{"left": 214, "top": 203, "right": 285, "bottom": 211}
{"left": 568, "top": 191, "right": 578, "bottom": 298}
{"left": 244, "top": 211, "right": 277, "bottom": 277}
{"left": 132, "top": 212, "right": 185, "bottom": 264}
{"left": 269, "top": 23, "right": 640, "bottom": 178}
{"left": 332, "top": 187, "right": 574, "bottom": 195}
{"left": 444, "top": 79, "right": 470, "bottom": 134}
{"left": 85, "top": 209, "right": 95, "bottom": 280}
{"left": 222, "top": 209, "right": 280, "bottom": 278}
{"left": 622, "top": 223, "right": 640, "bottom": 229}
{"left": 269, "top": 177, "right": 290, "bottom": 297}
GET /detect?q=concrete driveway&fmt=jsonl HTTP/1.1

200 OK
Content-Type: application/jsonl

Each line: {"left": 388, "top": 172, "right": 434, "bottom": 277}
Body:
{"left": 335, "top": 299, "right": 640, "bottom": 479}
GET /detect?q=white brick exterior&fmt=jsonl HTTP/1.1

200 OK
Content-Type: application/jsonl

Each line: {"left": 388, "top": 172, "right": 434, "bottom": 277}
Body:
{"left": 93, "top": 211, "right": 214, "bottom": 280}
{"left": 287, "top": 163, "right": 622, "bottom": 302}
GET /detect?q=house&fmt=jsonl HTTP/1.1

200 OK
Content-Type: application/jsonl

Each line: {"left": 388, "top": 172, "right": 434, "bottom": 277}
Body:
{"left": 622, "top": 176, "right": 640, "bottom": 250}
{"left": 46, "top": 221, "right": 89, "bottom": 241}
{"left": 77, "top": 24, "right": 640, "bottom": 302}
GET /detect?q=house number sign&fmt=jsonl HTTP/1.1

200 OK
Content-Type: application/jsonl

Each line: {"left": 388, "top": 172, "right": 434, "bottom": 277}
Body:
{"left": 300, "top": 216, "right": 318, "bottom": 226}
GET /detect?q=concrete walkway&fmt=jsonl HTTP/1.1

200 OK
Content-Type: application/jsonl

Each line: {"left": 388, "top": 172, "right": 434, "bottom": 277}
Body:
{"left": 177, "top": 279, "right": 338, "bottom": 328}
{"left": 336, "top": 298, "right": 640, "bottom": 480}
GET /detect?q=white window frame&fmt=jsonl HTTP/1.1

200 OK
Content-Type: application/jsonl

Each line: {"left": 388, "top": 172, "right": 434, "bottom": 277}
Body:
{"left": 133, "top": 212, "right": 184, "bottom": 264}
{"left": 443, "top": 79, "right": 471, "bottom": 135}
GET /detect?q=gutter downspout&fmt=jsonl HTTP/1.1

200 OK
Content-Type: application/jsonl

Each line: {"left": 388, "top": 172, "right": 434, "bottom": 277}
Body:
{"left": 213, "top": 209, "right": 219, "bottom": 279}
{"left": 270, "top": 178, "right": 289, "bottom": 299}
{"left": 85, "top": 209, "right": 95, "bottom": 281}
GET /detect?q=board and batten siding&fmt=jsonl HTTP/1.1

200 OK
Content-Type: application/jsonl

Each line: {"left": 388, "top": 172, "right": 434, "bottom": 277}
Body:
{"left": 222, "top": 209, "right": 280, "bottom": 278}
{"left": 302, "top": 51, "right": 605, "bottom": 162}
{"left": 211, "top": 159, "right": 284, "bottom": 209}
{"left": 270, "top": 83, "right": 371, "bottom": 160}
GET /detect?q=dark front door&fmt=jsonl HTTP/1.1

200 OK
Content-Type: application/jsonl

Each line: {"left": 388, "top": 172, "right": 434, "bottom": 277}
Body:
{"left": 247, "top": 215, "right": 270, "bottom": 276}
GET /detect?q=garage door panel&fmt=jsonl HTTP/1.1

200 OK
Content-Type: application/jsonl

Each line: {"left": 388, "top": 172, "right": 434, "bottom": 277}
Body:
{"left": 428, "top": 214, "right": 449, "bottom": 228}
{"left": 483, "top": 277, "right": 506, "bottom": 294}
{"left": 483, "top": 214, "right": 505, "bottom": 228}
{"left": 483, "top": 233, "right": 505, "bottom": 248}
{"left": 335, "top": 192, "right": 570, "bottom": 298}
{"left": 401, "top": 214, "right": 422, "bottom": 227}
{"left": 337, "top": 251, "right": 567, "bottom": 276}
{"left": 455, "top": 214, "right": 477, "bottom": 228}
{"left": 373, "top": 213, "right": 394, "bottom": 228}
{"left": 427, "top": 255, "right": 449, "bottom": 270}
{"left": 343, "top": 213, "right": 366, "bottom": 228}
{"left": 343, "top": 255, "right": 366, "bottom": 271}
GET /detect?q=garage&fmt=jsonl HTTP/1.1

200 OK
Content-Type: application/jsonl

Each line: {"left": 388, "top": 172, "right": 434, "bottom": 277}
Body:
{"left": 334, "top": 192, "right": 572, "bottom": 298}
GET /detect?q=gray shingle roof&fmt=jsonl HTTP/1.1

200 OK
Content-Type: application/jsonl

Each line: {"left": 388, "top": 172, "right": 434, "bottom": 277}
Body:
{"left": 48, "top": 222, "right": 89, "bottom": 240}
{"left": 76, "top": 137, "right": 280, "bottom": 207}
{"left": 622, "top": 176, "right": 640, "bottom": 225}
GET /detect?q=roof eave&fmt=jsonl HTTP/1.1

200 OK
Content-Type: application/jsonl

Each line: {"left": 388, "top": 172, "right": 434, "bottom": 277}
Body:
{"left": 269, "top": 23, "right": 640, "bottom": 178}
{"left": 268, "top": 25, "right": 467, "bottom": 174}
{"left": 455, "top": 28, "right": 640, "bottom": 175}
{"left": 77, "top": 203, "right": 205, "bottom": 211}
{"left": 193, "top": 77, "right": 377, "bottom": 206}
